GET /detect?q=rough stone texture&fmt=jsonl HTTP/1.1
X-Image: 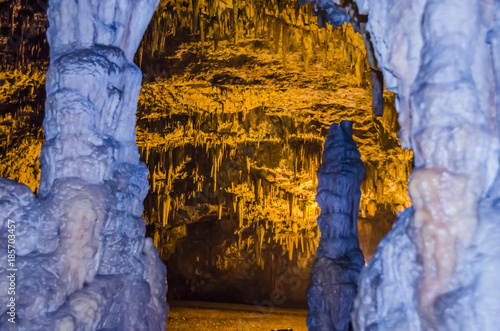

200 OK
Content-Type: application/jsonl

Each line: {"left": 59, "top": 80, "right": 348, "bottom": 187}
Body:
{"left": 353, "top": 208, "right": 421, "bottom": 331}
{"left": 307, "top": 121, "right": 365, "bottom": 331}
{"left": 0, "top": 0, "right": 167, "bottom": 330}
{"left": 352, "top": 0, "right": 500, "bottom": 330}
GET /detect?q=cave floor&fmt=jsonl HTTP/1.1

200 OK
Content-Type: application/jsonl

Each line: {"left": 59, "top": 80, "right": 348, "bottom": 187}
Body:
{"left": 167, "top": 300, "right": 307, "bottom": 331}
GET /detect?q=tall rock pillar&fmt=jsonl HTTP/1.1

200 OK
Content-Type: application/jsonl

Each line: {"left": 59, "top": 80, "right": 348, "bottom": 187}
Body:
{"left": 0, "top": 0, "right": 167, "bottom": 330}
{"left": 353, "top": 0, "right": 500, "bottom": 330}
{"left": 307, "top": 121, "right": 365, "bottom": 331}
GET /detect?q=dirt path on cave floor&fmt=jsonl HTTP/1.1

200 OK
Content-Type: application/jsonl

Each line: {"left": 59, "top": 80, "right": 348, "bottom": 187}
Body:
{"left": 166, "top": 300, "right": 308, "bottom": 331}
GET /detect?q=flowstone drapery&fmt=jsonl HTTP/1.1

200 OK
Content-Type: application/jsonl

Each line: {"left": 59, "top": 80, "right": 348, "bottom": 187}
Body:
{"left": 307, "top": 121, "right": 365, "bottom": 331}
{"left": 0, "top": 0, "right": 167, "bottom": 330}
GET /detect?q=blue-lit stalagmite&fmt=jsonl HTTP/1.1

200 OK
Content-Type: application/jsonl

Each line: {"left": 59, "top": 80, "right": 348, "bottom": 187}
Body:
{"left": 0, "top": 0, "right": 167, "bottom": 329}
{"left": 307, "top": 121, "right": 365, "bottom": 330}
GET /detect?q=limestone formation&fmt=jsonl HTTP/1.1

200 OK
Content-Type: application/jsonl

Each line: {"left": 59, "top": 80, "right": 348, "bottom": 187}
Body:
{"left": 352, "top": 0, "right": 500, "bottom": 330}
{"left": 299, "top": 0, "right": 500, "bottom": 329}
{"left": 0, "top": 0, "right": 167, "bottom": 330}
{"left": 307, "top": 121, "right": 365, "bottom": 331}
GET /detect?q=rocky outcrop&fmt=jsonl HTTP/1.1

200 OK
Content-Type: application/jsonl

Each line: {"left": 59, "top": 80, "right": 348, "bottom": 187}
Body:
{"left": 352, "top": 0, "right": 500, "bottom": 330}
{"left": 307, "top": 121, "right": 365, "bottom": 330}
{"left": 0, "top": 0, "right": 167, "bottom": 330}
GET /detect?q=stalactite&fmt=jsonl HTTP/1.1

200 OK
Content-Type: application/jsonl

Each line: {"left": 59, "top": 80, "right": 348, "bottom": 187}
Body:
{"left": 154, "top": 230, "right": 160, "bottom": 250}
{"left": 217, "top": 189, "right": 223, "bottom": 219}
{"left": 163, "top": 195, "right": 171, "bottom": 227}
{"left": 237, "top": 197, "right": 244, "bottom": 227}
{"left": 254, "top": 177, "right": 261, "bottom": 204}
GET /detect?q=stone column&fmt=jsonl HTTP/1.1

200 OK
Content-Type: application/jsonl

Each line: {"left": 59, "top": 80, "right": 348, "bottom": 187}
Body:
{"left": 307, "top": 121, "right": 365, "bottom": 331}
{"left": 353, "top": 0, "right": 500, "bottom": 330}
{"left": 0, "top": 0, "right": 167, "bottom": 330}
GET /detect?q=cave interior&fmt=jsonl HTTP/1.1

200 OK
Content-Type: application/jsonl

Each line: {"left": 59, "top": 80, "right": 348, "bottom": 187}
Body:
{"left": 1, "top": 0, "right": 499, "bottom": 330}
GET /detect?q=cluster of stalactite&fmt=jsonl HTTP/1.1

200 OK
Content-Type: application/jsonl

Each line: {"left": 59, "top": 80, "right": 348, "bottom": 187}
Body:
{"left": 0, "top": 0, "right": 49, "bottom": 69}
{"left": 0, "top": 2, "right": 48, "bottom": 193}
{"left": 360, "top": 155, "right": 412, "bottom": 217}
{"left": 140, "top": 135, "right": 323, "bottom": 265}
{"left": 138, "top": 0, "right": 369, "bottom": 82}
{"left": 0, "top": 15, "right": 412, "bottom": 272}
{"left": 136, "top": 67, "right": 411, "bottom": 268}
{"left": 0, "top": 0, "right": 379, "bottom": 199}
{"left": 0, "top": 0, "right": 412, "bottom": 308}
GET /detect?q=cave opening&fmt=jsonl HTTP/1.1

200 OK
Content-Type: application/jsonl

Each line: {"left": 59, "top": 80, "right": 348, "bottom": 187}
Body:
{"left": 134, "top": 0, "right": 413, "bottom": 312}
{"left": 0, "top": 0, "right": 412, "bottom": 329}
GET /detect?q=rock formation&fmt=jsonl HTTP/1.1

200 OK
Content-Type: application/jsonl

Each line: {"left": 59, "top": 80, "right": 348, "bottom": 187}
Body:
{"left": 0, "top": 0, "right": 168, "bottom": 330}
{"left": 307, "top": 121, "right": 365, "bottom": 330}
{"left": 352, "top": 0, "right": 500, "bottom": 330}
{"left": 300, "top": 0, "right": 500, "bottom": 329}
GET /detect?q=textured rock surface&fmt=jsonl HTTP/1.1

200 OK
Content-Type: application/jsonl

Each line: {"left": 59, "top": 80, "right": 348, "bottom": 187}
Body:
{"left": 353, "top": 0, "right": 500, "bottom": 330}
{"left": 0, "top": 0, "right": 167, "bottom": 330}
{"left": 353, "top": 208, "right": 421, "bottom": 331}
{"left": 307, "top": 121, "right": 364, "bottom": 330}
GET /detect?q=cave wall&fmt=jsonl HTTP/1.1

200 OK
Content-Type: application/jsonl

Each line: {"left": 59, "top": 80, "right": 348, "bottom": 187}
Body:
{"left": 0, "top": 0, "right": 168, "bottom": 329}
{"left": 137, "top": 41, "right": 410, "bottom": 307}
{"left": 0, "top": 0, "right": 49, "bottom": 68}
{"left": 134, "top": 1, "right": 411, "bottom": 306}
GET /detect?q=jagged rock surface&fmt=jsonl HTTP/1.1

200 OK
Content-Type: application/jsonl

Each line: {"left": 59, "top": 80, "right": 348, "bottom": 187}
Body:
{"left": 352, "top": 208, "right": 421, "bottom": 331}
{"left": 307, "top": 121, "right": 364, "bottom": 330}
{"left": 352, "top": 0, "right": 500, "bottom": 330}
{"left": 0, "top": 0, "right": 168, "bottom": 330}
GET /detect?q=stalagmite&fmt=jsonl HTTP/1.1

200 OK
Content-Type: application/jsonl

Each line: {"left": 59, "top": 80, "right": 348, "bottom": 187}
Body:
{"left": 0, "top": 0, "right": 167, "bottom": 330}
{"left": 307, "top": 121, "right": 365, "bottom": 331}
